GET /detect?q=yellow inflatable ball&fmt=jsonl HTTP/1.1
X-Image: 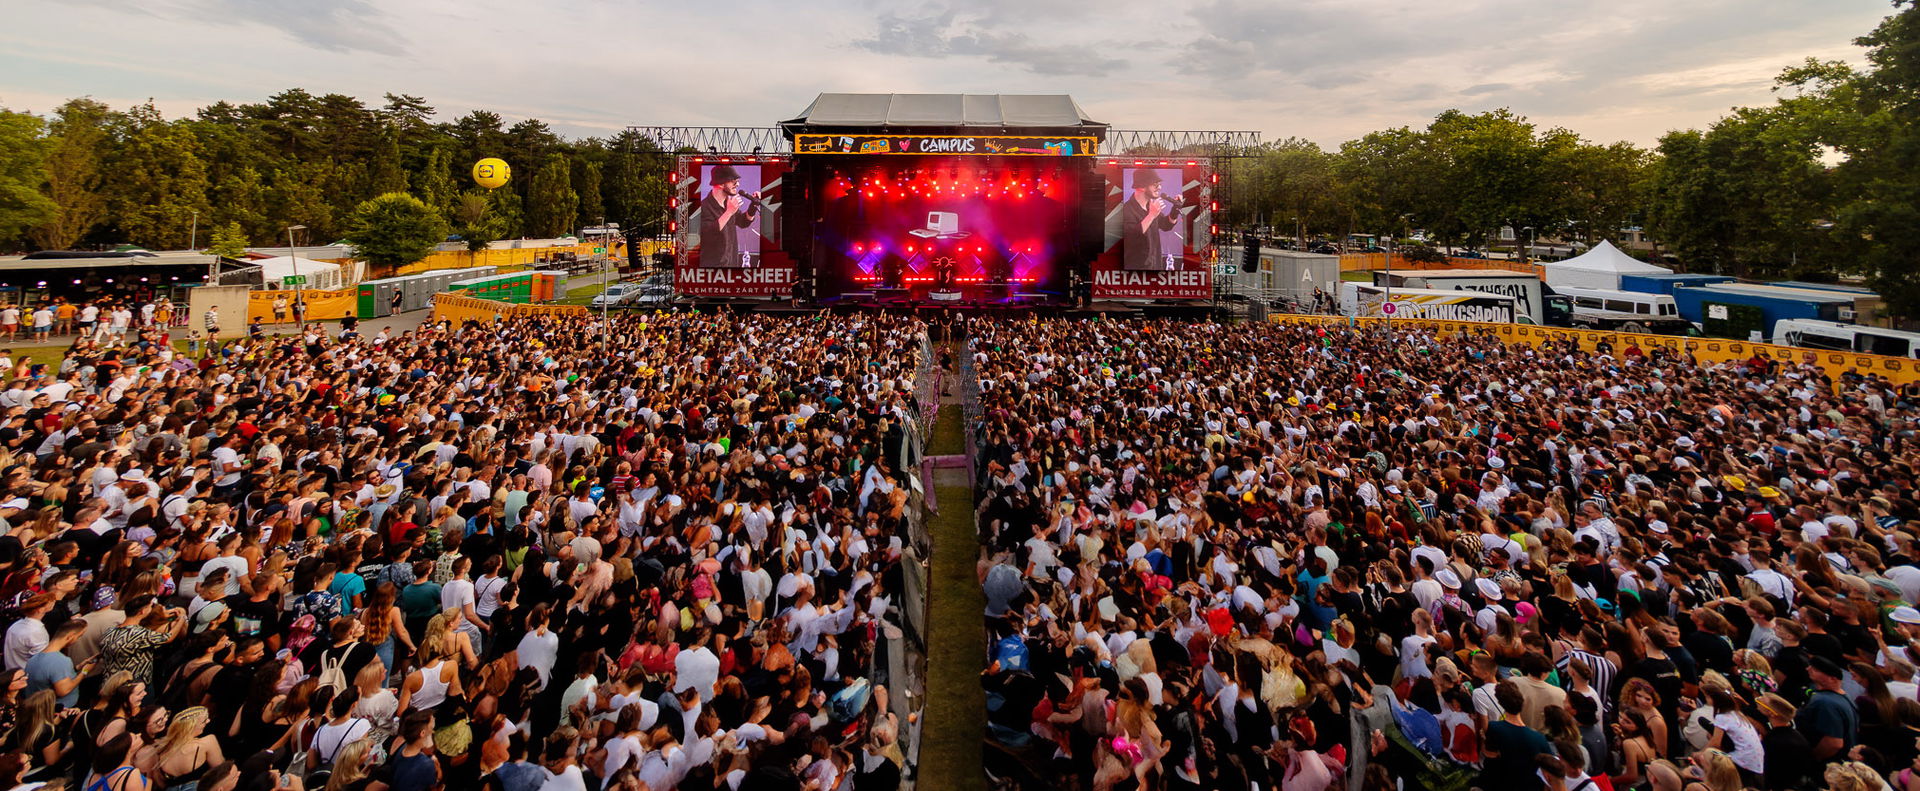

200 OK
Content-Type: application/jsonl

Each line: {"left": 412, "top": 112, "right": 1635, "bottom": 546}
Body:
{"left": 472, "top": 158, "right": 511, "bottom": 189}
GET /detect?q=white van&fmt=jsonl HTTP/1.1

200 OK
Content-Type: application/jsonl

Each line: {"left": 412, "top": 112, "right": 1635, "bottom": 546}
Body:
{"left": 1552, "top": 286, "right": 1689, "bottom": 334}
{"left": 1774, "top": 319, "right": 1920, "bottom": 358}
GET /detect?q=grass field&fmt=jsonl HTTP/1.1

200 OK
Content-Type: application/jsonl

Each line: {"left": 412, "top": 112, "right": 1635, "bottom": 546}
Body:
{"left": 918, "top": 385, "right": 987, "bottom": 791}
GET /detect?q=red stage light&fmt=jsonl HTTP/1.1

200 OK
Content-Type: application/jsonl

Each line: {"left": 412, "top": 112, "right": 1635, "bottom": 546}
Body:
{"left": 1209, "top": 173, "right": 1220, "bottom": 183}
{"left": 854, "top": 243, "right": 864, "bottom": 253}
{"left": 667, "top": 172, "right": 679, "bottom": 181}
{"left": 1158, "top": 160, "right": 1169, "bottom": 166}
{"left": 1210, "top": 202, "right": 1219, "bottom": 211}
{"left": 1186, "top": 161, "right": 1198, "bottom": 166}
{"left": 907, "top": 244, "right": 916, "bottom": 253}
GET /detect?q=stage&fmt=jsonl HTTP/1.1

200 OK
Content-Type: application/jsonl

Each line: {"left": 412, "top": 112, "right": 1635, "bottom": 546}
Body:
{"left": 653, "top": 93, "right": 1240, "bottom": 312}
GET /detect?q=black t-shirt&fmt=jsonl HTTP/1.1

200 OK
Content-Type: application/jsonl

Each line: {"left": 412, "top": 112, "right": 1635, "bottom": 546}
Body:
{"left": 1483, "top": 720, "right": 1552, "bottom": 791}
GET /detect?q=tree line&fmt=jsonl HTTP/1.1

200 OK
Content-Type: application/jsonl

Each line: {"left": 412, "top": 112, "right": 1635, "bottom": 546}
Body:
{"left": 0, "top": 90, "right": 669, "bottom": 258}
{"left": 1217, "top": 2, "right": 1916, "bottom": 312}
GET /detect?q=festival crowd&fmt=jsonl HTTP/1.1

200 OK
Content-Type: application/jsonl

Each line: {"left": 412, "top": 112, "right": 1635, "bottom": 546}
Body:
{"left": 0, "top": 309, "right": 922, "bottom": 791}
{"left": 971, "top": 318, "right": 1920, "bottom": 791}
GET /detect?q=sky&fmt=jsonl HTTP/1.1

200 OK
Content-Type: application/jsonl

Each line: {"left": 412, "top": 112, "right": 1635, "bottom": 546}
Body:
{"left": 0, "top": 0, "right": 1897, "bottom": 149}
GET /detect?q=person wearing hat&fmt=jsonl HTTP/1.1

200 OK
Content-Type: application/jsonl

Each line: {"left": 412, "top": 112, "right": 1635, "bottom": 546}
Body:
{"left": 1797, "top": 654, "right": 1859, "bottom": 764}
{"left": 1121, "top": 169, "right": 1179, "bottom": 271}
{"left": 699, "top": 163, "right": 760, "bottom": 268}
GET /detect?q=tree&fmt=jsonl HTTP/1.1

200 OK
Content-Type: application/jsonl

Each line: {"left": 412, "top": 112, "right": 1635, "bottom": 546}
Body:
{"left": 107, "top": 104, "right": 210, "bottom": 249}
{"left": 206, "top": 221, "right": 249, "bottom": 258}
{"left": 30, "top": 98, "right": 115, "bottom": 249}
{"left": 573, "top": 157, "right": 604, "bottom": 225}
{"left": 525, "top": 152, "right": 577, "bottom": 237}
{"left": 347, "top": 192, "right": 446, "bottom": 269}
{"left": 0, "top": 108, "right": 57, "bottom": 248}
{"left": 413, "top": 146, "right": 457, "bottom": 223}
{"left": 452, "top": 190, "right": 502, "bottom": 252}
{"left": 1836, "top": 2, "right": 1920, "bottom": 313}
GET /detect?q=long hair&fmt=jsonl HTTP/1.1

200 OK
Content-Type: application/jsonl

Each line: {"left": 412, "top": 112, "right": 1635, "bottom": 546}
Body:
{"left": 153, "top": 706, "right": 209, "bottom": 758}
{"left": 325, "top": 739, "right": 374, "bottom": 791}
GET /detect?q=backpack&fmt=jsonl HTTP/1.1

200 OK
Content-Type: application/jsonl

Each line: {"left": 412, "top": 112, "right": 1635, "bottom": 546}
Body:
{"left": 992, "top": 634, "right": 1030, "bottom": 673}
{"left": 314, "top": 648, "right": 349, "bottom": 694}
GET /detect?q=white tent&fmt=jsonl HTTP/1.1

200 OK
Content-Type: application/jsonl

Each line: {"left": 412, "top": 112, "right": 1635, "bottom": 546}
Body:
{"left": 1538, "top": 240, "right": 1670, "bottom": 290}
{"left": 251, "top": 256, "right": 345, "bottom": 291}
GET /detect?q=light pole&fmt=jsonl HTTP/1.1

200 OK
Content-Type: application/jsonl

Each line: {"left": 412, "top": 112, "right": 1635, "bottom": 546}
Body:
{"left": 1521, "top": 226, "right": 1535, "bottom": 263}
{"left": 1384, "top": 235, "right": 1393, "bottom": 348}
{"left": 189, "top": 210, "right": 199, "bottom": 252}
{"left": 285, "top": 224, "right": 306, "bottom": 326}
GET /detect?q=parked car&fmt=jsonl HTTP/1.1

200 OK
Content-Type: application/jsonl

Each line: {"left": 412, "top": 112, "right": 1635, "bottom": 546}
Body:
{"left": 634, "top": 285, "right": 678, "bottom": 309}
{"left": 590, "top": 283, "right": 643, "bottom": 308}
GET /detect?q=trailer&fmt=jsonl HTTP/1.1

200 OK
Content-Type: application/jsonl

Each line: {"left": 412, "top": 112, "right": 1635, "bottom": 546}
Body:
{"left": 1343, "top": 284, "right": 1521, "bottom": 324}
{"left": 1370, "top": 269, "right": 1566, "bottom": 325}
{"left": 1673, "top": 283, "right": 1856, "bottom": 340}
{"left": 1616, "top": 273, "right": 1735, "bottom": 296}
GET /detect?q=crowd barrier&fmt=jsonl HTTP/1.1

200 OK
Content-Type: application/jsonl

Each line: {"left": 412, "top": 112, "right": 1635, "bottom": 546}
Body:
{"left": 1270, "top": 314, "right": 1920, "bottom": 386}
{"left": 245, "top": 288, "right": 359, "bottom": 324}
{"left": 428, "top": 292, "right": 589, "bottom": 324}
{"left": 1338, "top": 252, "right": 1544, "bottom": 276}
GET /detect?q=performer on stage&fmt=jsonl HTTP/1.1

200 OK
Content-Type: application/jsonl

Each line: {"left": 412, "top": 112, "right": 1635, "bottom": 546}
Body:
{"left": 1122, "top": 170, "right": 1179, "bottom": 271}
{"left": 699, "top": 165, "right": 759, "bottom": 268}
{"left": 933, "top": 257, "right": 957, "bottom": 291}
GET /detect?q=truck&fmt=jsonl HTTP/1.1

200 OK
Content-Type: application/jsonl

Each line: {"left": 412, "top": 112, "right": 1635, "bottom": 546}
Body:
{"left": 1672, "top": 283, "right": 1856, "bottom": 339}
{"left": 1370, "top": 269, "right": 1568, "bottom": 325}
{"left": 1341, "top": 284, "right": 1522, "bottom": 324}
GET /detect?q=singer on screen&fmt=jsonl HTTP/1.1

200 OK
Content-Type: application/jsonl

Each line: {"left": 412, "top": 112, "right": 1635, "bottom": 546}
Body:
{"left": 1122, "top": 170, "right": 1180, "bottom": 271}
{"left": 699, "top": 164, "right": 760, "bottom": 268}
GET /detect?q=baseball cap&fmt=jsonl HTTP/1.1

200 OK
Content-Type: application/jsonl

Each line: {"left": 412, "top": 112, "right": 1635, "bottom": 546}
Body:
{"left": 1890, "top": 606, "right": 1920, "bottom": 626}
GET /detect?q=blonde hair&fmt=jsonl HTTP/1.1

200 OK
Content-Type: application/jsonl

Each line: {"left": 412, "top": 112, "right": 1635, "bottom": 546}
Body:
{"left": 154, "top": 706, "right": 209, "bottom": 758}
{"left": 326, "top": 739, "right": 374, "bottom": 791}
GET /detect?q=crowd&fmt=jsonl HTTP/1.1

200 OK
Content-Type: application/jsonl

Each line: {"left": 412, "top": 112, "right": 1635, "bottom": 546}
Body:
{"left": 0, "top": 298, "right": 189, "bottom": 346}
{"left": 971, "top": 317, "right": 1920, "bottom": 791}
{"left": 0, "top": 308, "right": 924, "bottom": 791}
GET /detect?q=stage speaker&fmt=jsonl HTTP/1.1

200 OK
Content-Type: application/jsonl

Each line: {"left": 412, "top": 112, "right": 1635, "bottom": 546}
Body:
{"left": 782, "top": 173, "right": 814, "bottom": 276}
{"left": 1078, "top": 165, "right": 1106, "bottom": 268}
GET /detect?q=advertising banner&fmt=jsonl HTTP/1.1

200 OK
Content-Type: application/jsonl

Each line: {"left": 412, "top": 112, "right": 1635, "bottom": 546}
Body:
{"left": 675, "top": 156, "right": 796, "bottom": 297}
{"left": 1091, "top": 161, "right": 1214, "bottom": 300}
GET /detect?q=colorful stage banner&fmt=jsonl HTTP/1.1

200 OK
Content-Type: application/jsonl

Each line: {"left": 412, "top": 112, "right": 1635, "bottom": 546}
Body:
{"left": 793, "top": 134, "right": 1098, "bottom": 156}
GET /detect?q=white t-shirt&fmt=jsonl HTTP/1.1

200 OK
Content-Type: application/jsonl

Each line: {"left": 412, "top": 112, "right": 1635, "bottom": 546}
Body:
{"left": 515, "top": 628, "right": 560, "bottom": 689}
{"left": 441, "top": 578, "right": 479, "bottom": 635}
{"left": 211, "top": 446, "right": 244, "bottom": 486}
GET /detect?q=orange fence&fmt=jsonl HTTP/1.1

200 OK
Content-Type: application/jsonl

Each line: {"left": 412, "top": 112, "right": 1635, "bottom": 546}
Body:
{"left": 245, "top": 288, "right": 358, "bottom": 325}
{"left": 428, "top": 292, "right": 589, "bottom": 325}
{"left": 1270, "top": 314, "right": 1920, "bottom": 386}
{"left": 1338, "top": 253, "right": 1544, "bottom": 277}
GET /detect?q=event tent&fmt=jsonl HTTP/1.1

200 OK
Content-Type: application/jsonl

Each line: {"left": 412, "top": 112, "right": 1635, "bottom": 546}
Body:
{"left": 252, "top": 256, "right": 346, "bottom": 291}
{"left": 1538, "top": 240, "right": 1671, "bottom": 290}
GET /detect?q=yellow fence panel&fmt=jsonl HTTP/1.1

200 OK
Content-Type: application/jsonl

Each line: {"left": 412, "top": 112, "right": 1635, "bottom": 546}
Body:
{"left": 245, "top": 288, "right": 358, "bottom": 324}
{"left": 1269, "top": 315, "right": 1920, "bottom": 386}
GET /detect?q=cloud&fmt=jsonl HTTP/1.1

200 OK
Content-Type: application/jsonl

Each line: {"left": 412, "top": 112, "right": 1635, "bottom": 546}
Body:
{"left": 70, "top": 0, "right": 405, "bottom": 56}
{"left": 1460, "top": 83, "right": 1510, "bottom": 96}
{"left": 853, "top": 7, "right": 1126, "bottom": 77}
